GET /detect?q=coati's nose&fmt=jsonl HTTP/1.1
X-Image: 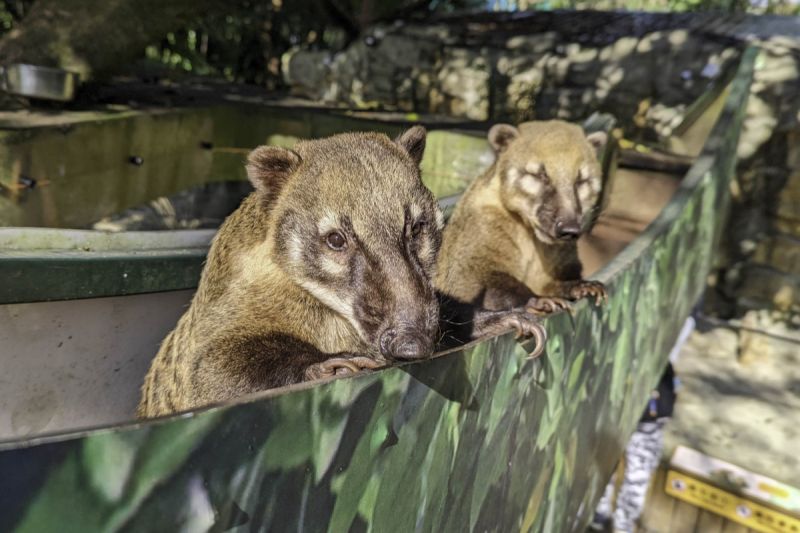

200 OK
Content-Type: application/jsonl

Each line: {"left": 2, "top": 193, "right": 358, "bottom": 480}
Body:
{"left": 393, "top": 337, "right": 430, "bottom": 360}
{"left": 379, "top": 328, "right": 397, "bottom": 357}
{"left": 555, "top": 220, "right": 581, "bottom": 240}
{"left": 379, "top": 328, "right": 430, "bottom": 360}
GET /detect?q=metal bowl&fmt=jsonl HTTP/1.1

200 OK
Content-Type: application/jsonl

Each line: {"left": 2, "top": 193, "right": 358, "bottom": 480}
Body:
{"left": 0, "top": 63, "right": 79, "bottom": 102}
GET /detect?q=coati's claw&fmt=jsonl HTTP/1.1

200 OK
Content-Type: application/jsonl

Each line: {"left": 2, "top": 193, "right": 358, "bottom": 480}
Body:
{"left": 346, "top": 356, "right": 386, "bottom": 371}
{"left": 473, "top": 309, "right": 547, "bottom": 358}
{"left": 305, "top": 356, "right": 384, "bottom": 381}
{"left": 568, "top": 280, "right": 608, "bottom": 306}
{"left": 526, "top": 324, "right": 547, "bottom": 359}
{"left": 525, "top": 296, "right": 571, "bottom": 315}
{"left": 510, "top": 312, "right": 547, "bottom": 358}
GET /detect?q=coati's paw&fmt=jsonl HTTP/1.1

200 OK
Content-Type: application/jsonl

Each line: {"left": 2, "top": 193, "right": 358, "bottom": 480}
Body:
{"left": 525, "top": 296, "right": 571, "bottom": 315}
{"left": 507, "top": 311, "right": 548, "bottom": 359}
{"left": 473, "top": 309, "right": 547, "bottom": 359}
{"left": 568, "top": 280, "right": 608, "bottom": 305}
{"left": 304, "top": 356, "right": 385, "bottom": 381}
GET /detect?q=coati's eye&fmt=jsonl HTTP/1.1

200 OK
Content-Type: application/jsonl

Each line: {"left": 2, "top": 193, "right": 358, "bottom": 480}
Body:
{"left": 411, "top": 220, "right": 426, "bottom": 238}
{"left": 325, "top": 231, "right": 347, "bottom": 251}
{"left": 524, "top": 163, "right": 547, "bottom": 181}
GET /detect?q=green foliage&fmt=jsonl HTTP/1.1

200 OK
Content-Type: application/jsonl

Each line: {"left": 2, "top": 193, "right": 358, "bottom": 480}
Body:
{"left": 0, "top": 0, "right": 33, "bottom": 35}
{"left": 141, "top": 0, "right": 473, "bottom": 88}
{"left": 142, "top": 1, "right": 341, "bottom": 88}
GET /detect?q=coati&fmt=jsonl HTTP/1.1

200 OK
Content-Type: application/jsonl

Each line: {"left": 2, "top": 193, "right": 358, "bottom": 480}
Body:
{"left": 435, "top": 120, "right": 609, "bottom": 322}
{"left": 138, "top": 127, "right": 542, "bottom": 418}
{"left": 138, "top": 128, "right": 445, "bottom": 418}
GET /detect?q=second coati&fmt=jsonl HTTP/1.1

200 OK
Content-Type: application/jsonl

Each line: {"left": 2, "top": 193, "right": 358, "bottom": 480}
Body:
{"left": 435, "top": 120, "right": 609, "bottom": 319}
{"left": 138, "top": 127, "right": 542, "bottom": 418}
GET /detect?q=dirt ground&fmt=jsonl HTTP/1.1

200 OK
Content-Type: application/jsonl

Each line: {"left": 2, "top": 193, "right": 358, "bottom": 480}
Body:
{"left": 664, "top": 321, "right": 800, "bottom": 487}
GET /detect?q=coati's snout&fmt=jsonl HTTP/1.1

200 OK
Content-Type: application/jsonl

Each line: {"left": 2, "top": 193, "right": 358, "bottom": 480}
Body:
{"left": 554, "top": 219, "right": 582, "bottom": 241}
{"left": 359, "top": 252, "right": 440, "bottom": 361}
{"left": 247, "top": 126, "right": 443, "bottom": 361}
{"left": 379, "top": 327, "right": 431, "bottom": 360}
{"left": 488, "top": 121, "right": 608, "bottom": 245}
{"left": 307, "top": 204, "right": 441, "bottom": 361}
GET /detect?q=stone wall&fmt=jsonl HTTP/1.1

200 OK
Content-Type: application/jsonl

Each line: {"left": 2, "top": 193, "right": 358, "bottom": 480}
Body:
{"left": 716, "top": 38, "right": 800, "bottom": 317}
{"left": 283, "top": 12, "right": 800, "bottom": 318}
{"left": 283, "top": 13, "right": 741, "bottom": 139}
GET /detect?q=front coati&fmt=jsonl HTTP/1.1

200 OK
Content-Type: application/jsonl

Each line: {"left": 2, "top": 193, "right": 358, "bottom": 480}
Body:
{"left": 138, "top": 127, "right": 543, "bottom": 418}
{"left": 435, "top": 120, "right": 609, "bottom": 321}
{"left": 138, "top": 128, "right": 447, "bottom": 417}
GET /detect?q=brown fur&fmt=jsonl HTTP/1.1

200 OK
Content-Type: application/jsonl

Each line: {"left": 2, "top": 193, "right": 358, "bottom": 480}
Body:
{"left": 138, "top": 127, "right": 443, "bottom": 418}
{"left": 436, "top": 120, "right": 608, "bottom": 318}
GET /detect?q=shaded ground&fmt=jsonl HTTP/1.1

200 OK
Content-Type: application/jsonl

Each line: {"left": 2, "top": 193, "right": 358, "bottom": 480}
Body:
{"left": 664, "top": 323, "right": 800, "bottom": 486}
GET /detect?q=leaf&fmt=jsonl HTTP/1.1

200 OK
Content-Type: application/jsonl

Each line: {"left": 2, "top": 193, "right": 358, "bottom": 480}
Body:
{"left": 521, "top": 468, "right": 551, "bottom": 533}
{"left": 327, "top": 381, "right": 406, "bottom": 532}
{"left": 262, "top": 408, "right": 313, "bottom": 472}
{"left": 82, "top": 432, "right": 146, "bottom": 503}
{"left": 566, "top": 349, "right": 587, "bottom": 393}
{"left": 104, "top": 412, "right": 222, "bottom": 531}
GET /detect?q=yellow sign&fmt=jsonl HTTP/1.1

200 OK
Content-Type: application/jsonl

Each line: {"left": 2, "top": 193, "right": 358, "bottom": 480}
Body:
{"left": 665, "top": 470, "right": 800, "bottom": 533}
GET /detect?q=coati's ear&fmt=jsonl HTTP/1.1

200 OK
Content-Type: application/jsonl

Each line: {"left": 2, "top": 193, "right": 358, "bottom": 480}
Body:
{"left": 395, "top": 126, "right": 427, "bottom": 166}
{"left": 488, "top": 124, "right": 520, "bottom": 153}
{"left": 246, "top": 145, "right": 301, "bottom": 200}
{"left": 585, "top": 131, "right": 608, "bottom": 155}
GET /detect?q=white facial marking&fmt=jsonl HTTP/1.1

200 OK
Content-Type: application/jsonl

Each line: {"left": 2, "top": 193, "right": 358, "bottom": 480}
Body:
{"left": 417, "top": 238, "right": 434, "bottom": 265}
{"left": 409, "top": 203, "right": 422, "bottom": 221}
{"left": 577, "top": 181, "right": 592, "bottom": 204}
{"left": 319, "top": 255, "right": 346, "bottom": 276}
{"left": 317, "top": 210, "right": 339, "bottom": 235}
{"left": 434, "top": 208, "right": 445, "bottom": 231}
{"left": 518, "top": 174, "right": 543, "bottom": 196}
{"left": 287, "top": 233, "right": 304, "bottom": 265}
{"left": 297, "top": 278, "right": 367, "bottom": 341}
{"left": 507, "top": 167, "right": 520, "bottom": 183}
{"left": 525, "top": 161, "right": 543, "bottom": 175}
{"left": 579, "top": 167, "right": 602, "bottom": 193}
